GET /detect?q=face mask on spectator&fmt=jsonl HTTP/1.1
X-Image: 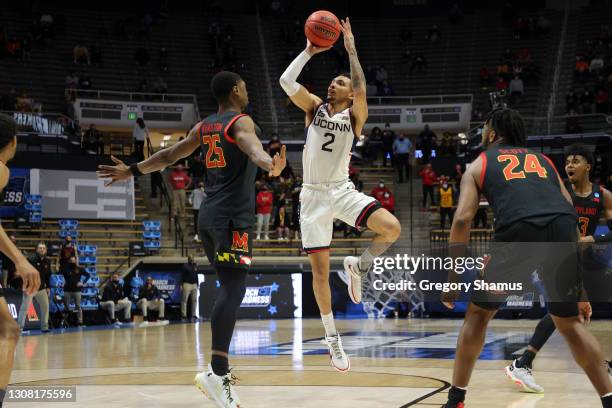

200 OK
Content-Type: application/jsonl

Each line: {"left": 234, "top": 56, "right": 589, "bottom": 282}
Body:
{"left": 379, "top": 183, "right": 384, "bottom": 188}
{"left": 443, "top": 183, "right": 448, "bottom": 188}
{"left": 384, "top": 193, "right": 390, "bottom": 199}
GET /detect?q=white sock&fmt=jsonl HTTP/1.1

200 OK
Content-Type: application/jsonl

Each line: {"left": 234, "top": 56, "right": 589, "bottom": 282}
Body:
{"left": 321, "top": 312, "right": 337, "bottom": 337}
{"left": 359, "top": 248, "right": 375, "bottom": 271}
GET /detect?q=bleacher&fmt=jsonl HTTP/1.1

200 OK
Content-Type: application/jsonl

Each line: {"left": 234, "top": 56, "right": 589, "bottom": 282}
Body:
{"left": 263, "top": 10, "right": 563, "bottom": 128}
{"left": 0, "top": 7, "right": 260, "bottom": 118}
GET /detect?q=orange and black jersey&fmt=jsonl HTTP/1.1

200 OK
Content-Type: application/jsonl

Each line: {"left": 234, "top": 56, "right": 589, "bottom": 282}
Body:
{"left": 479, "top": 146, "right": 576, "bottom": 232}
{"left": 197, "top": 111, "right": 260, "bottom": 229}
{"left": 566, "top": 181, "right": 605, "bottom": 237}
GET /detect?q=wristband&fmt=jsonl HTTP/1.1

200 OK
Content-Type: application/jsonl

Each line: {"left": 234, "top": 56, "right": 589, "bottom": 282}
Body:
{"left": 129, "top": 163, "right": 143, "bottom": 177}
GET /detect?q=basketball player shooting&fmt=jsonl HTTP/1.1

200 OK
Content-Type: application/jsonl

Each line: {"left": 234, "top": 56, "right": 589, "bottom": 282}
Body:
{"left": 98, "top": 72, "right": 286, "bottom": 408}
{"left": 0, "top": 113, "right": 41, "bottom": 408}
{"left": 279, "top": 17, "right": 401, "bottom": 373}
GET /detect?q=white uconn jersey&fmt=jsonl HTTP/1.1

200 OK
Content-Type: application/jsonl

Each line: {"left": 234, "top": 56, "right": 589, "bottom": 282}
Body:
{"left": 303, "top": 104, "right": 355, "bottom": 185}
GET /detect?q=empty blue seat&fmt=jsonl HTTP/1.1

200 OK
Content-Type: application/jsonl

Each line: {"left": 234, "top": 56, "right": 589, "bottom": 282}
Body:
{"left": 143, "top": 230, "right": 162, "bottom": 240}
{"left": 58, "top": 230, "right": 78, "bottom": 239}
{"left": 58, "top": 219, "right": 79, "bottom": 229}
{"left": 29, "top": 213, "right": 43, "bottom": 223}
{"left": 85, "top": 276, "right": 100, "bottom": 287}
{"left": 79, "top": 256, "right": 96, "bottom": 265}
{"left": 143, "top": 220, "right": 161, "bottom": 230}
{"left": 144, "top": 241, "right": 161, "bottom": 249}
{"left": 50, "top": 274, "right": 65, "bottom": 288}
{"left": 85, "top": 267, "right": 97, "bottom": 275}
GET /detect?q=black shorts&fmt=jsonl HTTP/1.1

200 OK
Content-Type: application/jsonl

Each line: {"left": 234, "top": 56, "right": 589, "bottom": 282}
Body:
{"left": 199, "top": 221, "right": 253, "bottom": 271}
{"left": 472, "top": 214, "right": 581, "bottom": 317}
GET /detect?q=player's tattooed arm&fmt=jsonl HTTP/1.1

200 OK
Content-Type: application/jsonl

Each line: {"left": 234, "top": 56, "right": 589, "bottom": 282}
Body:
{"left": 97, "top": 123, "right": 201, "bottom": 185}
{"left": 340, "top": 18, "right": 368, "bottom": 134}
{"left": 233, "top": 116, "right": 286, "bottom": 177}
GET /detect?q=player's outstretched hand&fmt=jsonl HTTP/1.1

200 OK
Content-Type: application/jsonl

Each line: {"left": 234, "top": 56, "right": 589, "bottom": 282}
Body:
{"left": 15, "top": 259, "right": 40, "bottom": 296}
{"left": 340, "top": 17, "right": 356, "bottom": 54}
{"left": 97, "top": 155, "right": 132, "bottom": 186}
{"left": 578, "top": 301, "right": 592, "bottom": 324}
{"left": 269, "top": 145, "right": 286, "bottom": 178}
{"left": 305, "top": 39, "right": 332, "bottom": 56}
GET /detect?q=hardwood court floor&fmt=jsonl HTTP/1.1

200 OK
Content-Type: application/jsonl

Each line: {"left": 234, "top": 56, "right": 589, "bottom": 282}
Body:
{"left": 7, "top": 318, "right": 612, "bottom": 407}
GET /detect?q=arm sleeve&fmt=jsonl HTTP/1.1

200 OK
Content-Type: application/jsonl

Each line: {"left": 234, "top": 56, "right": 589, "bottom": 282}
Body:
{"left": 279, "top": 51, "right": 311, "bottom": 96}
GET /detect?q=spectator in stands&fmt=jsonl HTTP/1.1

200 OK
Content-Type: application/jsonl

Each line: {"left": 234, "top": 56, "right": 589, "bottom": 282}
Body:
{"left": 411, "top": 52, "right": 427, "bottom": 73}
{"left": 439, "top": 176, "right": 454, "bottom": 230}
{"left": 290, "top": 176, "right": 302, "bottom": 240}
{"left": 375, "top": 66, "right": 389, "bottom": 87}
{"left": 382, "top": 124, "right": 395, "bottom": 168}
{"left": 379, "top": 191, "right": 395, "bottom": 214}
{"left": 379, "top": 80, "right": 394, "bottom": 96}
{"left": 496, "top": 61, "right": 510, "bottom": 81}
{"left": 189, "top": 182, "right": 206, "bottom": 242}
{"left": 590, "top": 55, "right": 605, "bottom": 75}
{"left": 132, "top": 118, "right": 150, "bottom": 161}
{"left": 267, "top": 135, "right": 282, "bottom": 157}
{"left": 73, "top": 44, "right": 90, "bottom": 65}
{"left": 427, "top": 24, "right": 441, "bottom": 42}
{"left": 17, "top": 242, "right": 51, "bottom": 332}
{"left": 575, "top": 57, "right": 590, "bottom": 81}
{"left": 495, "top": 76, "right": 508, "bottom": 92}
{"left": 349, "top": 169, "right": 364, "bottom": 192}
{"left": 580, "top": 89, "right": 595, "bottom": 114}
{"left": 508, "top": 75, "right": 524, "bottom": 106}
{"left": 536, "top": 15, "right": 551, "bottom": 36}
{"left": 479, "top": 67, "right": 491, "bottom": 89}
{"left": 138, "top": 276, "right": 166, "bottom": 324}
{"left": 58, "top": 235, "right": 78, "bottom": 272}
{"left": 393, "top": 133, "right": 412, "bottom": 183}
{"left": 596, "top": 88, "right": 609, "bottom": 113}
{"left": 134, "top": 47, "right": 150, "bottom": 67}
{"left": 65, "top": 71, "right": 79, "bottom": 99}
{"left": 16, "top": 91, "right": 34, "bottom": 112}
{"left": 275, "top": 197, "right": 291, "bottom": 241}
{"left": 151, "top": 77, "right": 168, "bottom": 94}
{"left": 100, "top": 273, "right": 132, "bottom": 325}
{"left": 566, "top": 89, "right": 579, "bottom": 112}
{"left": 78, "top": 73, "right": 92, "bottom": 90}
{"left": 448, "top": 2, "right": 463, "bottom": 23}
{"left": 181, "top": 255, "right": 199, "bottom": 320}
{"left": 371, "top": 180, "right": 391, "bottom": 202}
{"left": 367, "top": 127, "right": 383, "bottom": 163}
{"left": 169, "top": 163, "right": 191, "bottom": 219}
{"left": 61, "top": 256, "right": 89, "bottom": 327}
{"left": 452, "top": 163, "right": 463, "bottom": 198}
{"left": 566, "top": 109, "right": 582, "bottom": 134}
{"left": 417, "top": 124, "right": 436, "bottom": 163}
{"left": 420, "top": 163, "right": 437, "bottom": 208}
{"left": 82, "top": 124, "right": 103, "bottom": 155}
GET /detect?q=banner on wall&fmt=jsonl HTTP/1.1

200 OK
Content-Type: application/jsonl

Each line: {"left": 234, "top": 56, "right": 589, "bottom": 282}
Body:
{"left": 0, "top": 168, "right": 135, "bottom": 220}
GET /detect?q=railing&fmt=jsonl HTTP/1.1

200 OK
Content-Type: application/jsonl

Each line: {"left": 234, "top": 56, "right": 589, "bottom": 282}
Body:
{"left": 546, "top": 0, "right": 570, "bottom": 135}
{"left": 68, "top": 89, "right": 199, "bottom": 104}
{"left": 366, "top": 94, "right": 473, "bottom": 105}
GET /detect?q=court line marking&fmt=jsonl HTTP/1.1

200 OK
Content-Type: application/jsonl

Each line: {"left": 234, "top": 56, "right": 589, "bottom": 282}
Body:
{"left": 399, "top": 376, "right": 450, "bottom": 408}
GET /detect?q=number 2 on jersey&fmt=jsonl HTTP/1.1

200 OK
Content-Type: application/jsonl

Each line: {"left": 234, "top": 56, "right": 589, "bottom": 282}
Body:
{"left": 321, "top": 132, "right": 335, "bottom": 152}
{"left": 498, "top": 154, "right": 548, "bottom": 181}
{"left": 203, "top": 134, "right": 226, "bottom": 168}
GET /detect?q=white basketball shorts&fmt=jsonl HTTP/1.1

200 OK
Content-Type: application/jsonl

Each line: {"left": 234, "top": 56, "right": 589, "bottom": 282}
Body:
{"left": 299, "top": 180, "right": 380, "bottom": 253}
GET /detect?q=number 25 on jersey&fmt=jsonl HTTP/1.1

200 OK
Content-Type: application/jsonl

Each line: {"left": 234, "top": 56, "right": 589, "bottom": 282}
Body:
{"left": 202, "top": 134, "right": 226, "bottom": 169}
{"left": 497, "top": 154, "right": 548, "bottom": 181}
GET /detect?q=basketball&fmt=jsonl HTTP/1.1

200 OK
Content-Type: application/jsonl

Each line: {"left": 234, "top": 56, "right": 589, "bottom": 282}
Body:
{"left": 304, "top": 10, "right": 341, "bottom": 48}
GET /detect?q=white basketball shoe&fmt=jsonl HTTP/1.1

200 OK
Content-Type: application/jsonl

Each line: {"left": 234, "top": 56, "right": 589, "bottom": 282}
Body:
{"left": 325, "top": 333, "right": 350, "bottom": 373}
{"left": 344, "top": 256, "right": 363, "bottom": 304}
{"left": 194, "top": 364, "right": 241, "bottom": 407}
{"left": 505, "top": 359, "right": 544, "bottom": 393}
